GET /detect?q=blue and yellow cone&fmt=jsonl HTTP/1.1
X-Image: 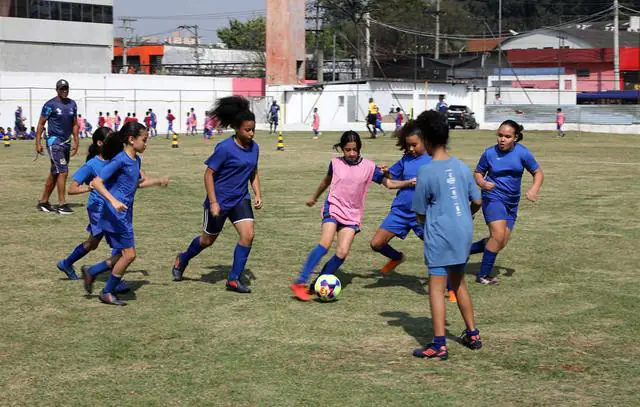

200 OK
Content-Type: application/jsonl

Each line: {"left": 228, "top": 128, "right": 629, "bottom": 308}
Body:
{"left": 171, "top": 134, "right": 179, "bottom": 148}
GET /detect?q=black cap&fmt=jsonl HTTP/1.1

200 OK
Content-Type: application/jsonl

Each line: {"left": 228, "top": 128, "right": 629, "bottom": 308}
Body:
{"left": 56, "top": 79, "right": 69, "bottom": 90}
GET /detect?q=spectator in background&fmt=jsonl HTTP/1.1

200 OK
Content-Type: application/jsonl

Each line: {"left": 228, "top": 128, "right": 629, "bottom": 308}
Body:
{"left": 189, "top": 108, "right": 197, "bottom": 136}
{"left": 493, "top": 93, "right": 503, "bottom": 105}
{"left": 15, "top": 106, "right": 27, "bottom": 134}
{"left": 28, "top": 126, "right": 37, "bottom": 140}
{"left": 106, "top": 112, "right": 114, "bottom": 130}
{"left": 114, "top": 110, "right": 122, "bottom": 131}
{"left": 132, "top": 112, "right": 138, "bottom": 122}
{"left": 98, "top": 112, "right": 105, "bottom": 128}
{"left": 436, "top": 95, "right": 448, "bottom": 114}
{"left": 556, "top": 108, "right": 565, "bottom": 138}
{"left": 124, "top": 112, "right": 134, "bottom": 124}
{"left": 77, "top": 114, "right": 86, "bottom": 138}
{"left": 166, "top": 109, "right": 177, "bottom": 138}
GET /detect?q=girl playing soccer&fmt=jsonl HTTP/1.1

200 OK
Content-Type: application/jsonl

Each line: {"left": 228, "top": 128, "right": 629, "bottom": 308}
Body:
{"left": 470, "top": 120, "right": 544, "bottom": 285}
{"left": 312, "top": 108, "right": 320, "bottom": 139}
{"left": 411, "top": 110, "right": 483, "bottom": 361}
{"left": 171, "top": 96, "right": 262, "bottom": 294}
{"left": 84, "top": 122, "right": 169, "bottom": 305}
{"left": 290, "top": 131, "right": 415, "bottom": 301}
{"left": 369, "top": 120, "right": 431, "bottom": 273}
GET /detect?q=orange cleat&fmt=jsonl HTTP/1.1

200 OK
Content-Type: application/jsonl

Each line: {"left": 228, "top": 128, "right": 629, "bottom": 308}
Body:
{"left": 448, "top": 290, "right": 457, "bottom": 303}
{"left": 380, "top": 253, "right": 406, "bottom": 274}
{"left": 290, "top": 283, "right": 312, "bottom": 301}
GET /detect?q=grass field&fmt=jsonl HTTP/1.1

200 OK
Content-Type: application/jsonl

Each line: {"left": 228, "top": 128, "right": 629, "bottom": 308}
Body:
{"left": 1, "top": 129, "right": 639, "bottom": 406}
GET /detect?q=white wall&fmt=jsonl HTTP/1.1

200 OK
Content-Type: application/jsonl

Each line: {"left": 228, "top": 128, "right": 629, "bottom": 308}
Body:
{"left": 488, "top": 74, "right": 577, "bottom": 105}
{"left": 163, "top": 46, "right": 264, "bottom": 65}
{"left": 0, "top": 71, "right": 234, "bottom": 132}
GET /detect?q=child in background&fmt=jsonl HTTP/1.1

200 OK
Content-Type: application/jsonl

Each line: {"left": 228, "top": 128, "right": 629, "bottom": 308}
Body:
{"left": 28, "top": 126, "right": 37, "bottom": 140}
{"left": 556, "top": 108, "right": 565, "bottom": 137}
{"left": 395, "top": 107, "right": 404, "bottom": 131}
{"left": 312, "top": 108, "right": 320, "bottom": 139}
{"left": 186, "top": 112, "right": 192, "bottom": 136}
{"left": 204, "top": 114, "right": 214, "bottom": 139}
{"left": 375, "top": 108, "right": 386, "bottom": 136}
{"left": 7, "top": 127, "right": 15, "bottom": 140}
{"left": 166, "top": 109, "right": 177, "bottom": 139}
{"left": 411, "top": 110, "right": 483, "bottom": 361}
{"left": 77, "top": 114, "right": 86, "bottom": 139}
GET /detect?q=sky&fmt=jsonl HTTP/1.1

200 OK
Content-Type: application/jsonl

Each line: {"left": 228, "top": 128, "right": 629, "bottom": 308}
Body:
{"left": 113, "top": 0, "right": 266, "bottom": 43}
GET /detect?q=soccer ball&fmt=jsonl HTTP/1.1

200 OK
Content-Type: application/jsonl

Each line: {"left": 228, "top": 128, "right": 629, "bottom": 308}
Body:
{"left": 314, "top": 275, "right": 342, "bottom": 301}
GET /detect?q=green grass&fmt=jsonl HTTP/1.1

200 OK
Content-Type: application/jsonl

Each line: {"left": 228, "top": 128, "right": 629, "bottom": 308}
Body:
{"left": 1, "top": 130, "right": 639, "bottom": 406}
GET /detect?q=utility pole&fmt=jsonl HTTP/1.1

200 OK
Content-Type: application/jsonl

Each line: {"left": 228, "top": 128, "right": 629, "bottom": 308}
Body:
{"left": 364, "top": 12, "right": 371, "bottom": 78}
{"left": 119, "top": 17, "right": 137, "bottom": 73}
{"left": 497, "top": 0, "right": 502, "bottom": 96}
{"left": 314, "top": 1, "right": 324, "bottom": 82}
{"left": 435, "top": 0, "right": 440, "bottom": 59}
{"left": 614, "top": 0, "right": 620, "bottom": 90}
{"left": 178, "top": 25, "right": 201, "bottom": 74}
{"left": 332, "top": 32, "right": 337, "bottom": 81}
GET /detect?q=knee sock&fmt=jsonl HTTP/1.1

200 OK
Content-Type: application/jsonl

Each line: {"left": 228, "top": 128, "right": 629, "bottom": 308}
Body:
{"left": 373, "top": 244, "right": 403, "bottom": 261}
{"left": 180, "top": 236, "right": 206, "bottom": 267}
{"left": 63, "top": 243, "right": 88, "bottom": 266}
{"left": 103, "top": 273, "right": 122, "bottom": 294}
{"left": 296, "top": 244, "right": 328, "bottom": 284}
{"left": 228, "top": 244, "right": 252, "bottom": 281}
{"left": 470, "top": 239, "right": 486, "bottom": 255}
{"left": 478, "top": 249, "right": 498, "bottom": 278}
{"left": 88, "top": 261, "right": 110, "bottom": 277}
{"left": 319, "top": 255, "right": 345, "bottom": 276}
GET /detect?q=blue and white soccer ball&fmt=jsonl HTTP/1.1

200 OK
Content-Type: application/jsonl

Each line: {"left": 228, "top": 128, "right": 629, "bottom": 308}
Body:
{"left": 314, "top": 275, "right": 342, "bottom": 301}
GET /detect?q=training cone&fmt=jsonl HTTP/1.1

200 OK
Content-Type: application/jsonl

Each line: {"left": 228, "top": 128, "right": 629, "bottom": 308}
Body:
{"left": 276, "top": 132, "right": 284, "bottom": 151}
{"left": 171, "top": 134, "right": 179, "bottom": 148}
{"left": 3, "top": 135, "right": 10, "bottom": 148}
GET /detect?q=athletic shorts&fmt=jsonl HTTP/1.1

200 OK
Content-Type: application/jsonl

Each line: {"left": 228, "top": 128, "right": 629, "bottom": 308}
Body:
{"left": 168, "top": 123, "right": 174, "bottom": 131}
{"left": 104, "top": 230, "right": 135, "bottom": 250}
{"left": 482, "top": 199, "right": 517, "bottom": 230}
{"left": 85, "top": 207, "right": 104, "bottom": 238}
{"left": 322, "top": 200, "right": 360, "bottom": 233}
{"left": 47, "top": 144, "right": 70, "bottom": 174}
{"left": 367, "top": 113, "right": 377, "bottom": 125}
{"left": 380, "top": 207, "right": 424, "bottom": 240}
{"left": 428, "top": 263, "right": 466, "bottom": 277}
{"left": 556, "top": 123, "right": 563, "bottom": 130}
{"left": 203, "top": 199, "right": 254, "bottom": 236}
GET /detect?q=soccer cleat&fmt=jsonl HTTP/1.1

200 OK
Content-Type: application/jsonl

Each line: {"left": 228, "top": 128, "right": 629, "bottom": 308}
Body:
{"left": 380, "top": 253, "right": 406, "bottom": 274}
{"left": 448, "top": 290, "right": 457, "bottom": 303}
{"left": 413, "top": 344, "right": 449, "bottom": 361}
{"left": 37, "top": 201, "right": 55, "bottom": 213}
{"left": 171, "top": 254, "right": 185, "bottom": 281}
{"left": 290, "top": 283, "right": 312, "bottom": 301}
{"left": 226, "top": 280, "right": 251, "bottom": 294}
{"left": 56, "top": 204, "right": 74, "bottom": 215}
{"left": 460, "top": 331, "right": 483, "bottom": 350}
{"left": 99, "top": 291, "right": 127, "bottom": 306}
{"left": 81, "top": 265, "right": 95, "bottom": 294}
{"left": 57, "top": 260, "right": 79, "bottom": 280}
{"left": 476, "top": 276, "right": 499, "bottom": 285}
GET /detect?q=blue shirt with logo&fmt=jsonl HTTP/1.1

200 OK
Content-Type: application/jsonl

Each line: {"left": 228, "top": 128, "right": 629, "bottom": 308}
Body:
{"left": 412, "top": 157, "right": 481, "bottom": 267}
{"left": 372, "top": 153, "right": 432, "bottom": 213}
{"left": 475, "top": 144, "right": 539, "bottom": 206}
{"left": 41, "top": 97, "right": 77, "bottom": 145}
{"left": 204, "top": 136, "right": 259, "bottom": 213}
{"left": 98, "top": 151, "right": 142, "bottom": 233}
{"left": 72, "top": 157, "right": 107, "bottom": 212}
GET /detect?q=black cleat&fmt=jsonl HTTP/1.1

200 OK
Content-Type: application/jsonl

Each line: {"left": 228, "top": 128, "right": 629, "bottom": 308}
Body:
{"left": 172, "top": 254, "right": 185, "bottom": 281}
{"left": 226, "top": 280, "right": 251, "bottom": 294}
{"left": 57, "top": 204, "right": 74, "bottom": 215}
{"left": 37, "top": 201, "right": 55, "bottom": 213}
{"left": 81, "top": 266, "right": 95, "bottom": 294}
{"left": 99, "top": 291, "right": 127, "bottom": 306}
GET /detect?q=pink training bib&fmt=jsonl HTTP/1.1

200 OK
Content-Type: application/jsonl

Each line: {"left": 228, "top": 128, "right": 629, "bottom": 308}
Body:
{"left": 324, "top": 157, "right": 376, "bottom": 226}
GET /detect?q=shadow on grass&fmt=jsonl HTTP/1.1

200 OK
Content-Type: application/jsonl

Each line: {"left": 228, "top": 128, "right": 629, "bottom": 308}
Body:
{"left": 84, "top": 279, "right": 150, "bottom": 302}
{"left": 185, "top": 265, "right": 256, "bottom": 286}
{"left": 363, "top": 269, "right": 428, "bottom": 295}
{"left": 379, "top": 311, "right": 455, "bottom": 347}
{"left": 466, "top": 262, "right": 516, "bottom": 278}
{"left": 66, "top": 202, "right": 85, "bottom": 209}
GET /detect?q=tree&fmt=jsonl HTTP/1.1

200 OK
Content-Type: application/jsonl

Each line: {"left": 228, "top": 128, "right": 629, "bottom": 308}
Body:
{"left": 217, "top": 17, "right": 265, "bottom": 51}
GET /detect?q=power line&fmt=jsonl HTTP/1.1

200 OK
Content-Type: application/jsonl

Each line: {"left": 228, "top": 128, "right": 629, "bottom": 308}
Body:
{"left": 125, "top": 10, "right": 266, "bottom": 21}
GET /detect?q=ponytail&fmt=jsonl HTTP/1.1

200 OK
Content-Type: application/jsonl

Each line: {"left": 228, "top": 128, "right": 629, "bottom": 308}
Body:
{"left": 500, "top": 119, "right": 524, "bottom": 142}
{"left": 102, "top": 121, "right": 146, "bottom": 160}
{"left": 86, "top": 127, "right": 112, "bottom": 161}
{"left": 210, "top": 96, "right": 255, "bottom": 129}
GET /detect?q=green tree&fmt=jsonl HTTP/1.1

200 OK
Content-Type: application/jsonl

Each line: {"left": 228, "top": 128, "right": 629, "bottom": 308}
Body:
{"left": 217, "top": 17, "right": 266, "bottom": 51}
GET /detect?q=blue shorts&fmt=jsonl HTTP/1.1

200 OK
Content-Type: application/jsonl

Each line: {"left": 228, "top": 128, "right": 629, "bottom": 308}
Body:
{"left": 85, "top": 208, "right": 104, "bottom": 238}
{"left": 556, "top": 123, "right": 563, "bottom": 130}
{"left": 203, "top": 199, "right": 254, "bottom": 236}
{"left": 428, "top": 263, "right": 466, "bottom": 277}
{"left": 380, "top": 207, "right": 424, "bottom": 240}
{"left": 482, "top": 200, "right": 517, "bottom": 230}
{"left": 47, "top": 143, "right": 70, "bottom": 174}
{"left": 322, "top": 200, "right": 360, "bottom": 233}
{"left": 104, "top": 230, "right": 135, "bottom": 250}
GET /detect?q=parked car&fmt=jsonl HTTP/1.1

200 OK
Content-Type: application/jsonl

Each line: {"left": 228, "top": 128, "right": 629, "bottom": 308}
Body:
{"left": 447, "top": 105, "right": 478, "bottom": 129}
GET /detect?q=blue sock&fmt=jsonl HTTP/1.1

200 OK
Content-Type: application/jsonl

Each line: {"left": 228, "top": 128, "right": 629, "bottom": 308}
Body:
{"left": 296, "top": 244, "right": 328, "bottom": 284}
{"left": 180, "top": 236, "right": 205, "bottom": 267}
{"left": 319, "top": 255, "right": 345, "bottom": 276}
{"left": 478, "top": 249, "right": 498, "bottom": 278}
{"left": 465, "top": 329, "right": 479, "bottom": 336}
{"left": 64, "top": 243, "right": 88, "bottom": 266}
{"left": 374, "top": 244, "right": 403, "bottom": 261}
{"left": 470, "top": 239, "right": 486, "bottom": 255}
{"left": 88, "top": 261, "right": 111, "bottom": 277}
{"left": 103, "top": 273, "right": 122, "bottom": 294}
{"left": 228, "top": 244, "right": 252, "bottom": 281}
{"left": 434, "top": 335, "right": 447, "bottom": 348}
{"left": 446, "top": 277, "right": 453, "bottom": 292}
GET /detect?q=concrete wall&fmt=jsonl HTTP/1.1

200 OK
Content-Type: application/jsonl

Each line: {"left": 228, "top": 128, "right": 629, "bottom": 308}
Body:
{"left": 266, "top": 0, "right": 305, "bottom": 85}
{"left": 163, "top": 46, "right": 264, "bottom": 65}
{"left": 488, "top": 74, "right": 577, "bottom": 105}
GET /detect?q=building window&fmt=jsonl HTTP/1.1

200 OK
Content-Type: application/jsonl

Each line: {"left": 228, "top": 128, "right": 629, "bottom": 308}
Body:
{"left": 576, "top": 69, "right": 590, "bottom": 77}
{"left": 338, "top": 96, "right": 345, "bottom": 106}
{"left": 8, "top": 1, "right": 112, "bottom": 24}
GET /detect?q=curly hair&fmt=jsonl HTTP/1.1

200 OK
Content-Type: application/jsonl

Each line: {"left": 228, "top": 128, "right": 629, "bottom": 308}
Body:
{"left": 394, "top": 120, "right": 425, "bottom": 153}
{"left": 209, "top": 96, "right": 255, "bottom": 129}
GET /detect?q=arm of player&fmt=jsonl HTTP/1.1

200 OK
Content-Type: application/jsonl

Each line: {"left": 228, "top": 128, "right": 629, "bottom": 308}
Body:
{"left": 139, "top": 176, "right": 170, "bottom": 189}
{"left": 204, "top": 168, "right": 220, "bottom": 216}
{"left": 91, "top": 177, "right": 127, "bottom": 212}
{"left": 416, "top": 214, "right": 425, "bottom": 225}
{"left": 470, "top": 199, "right": 482, "bottom": 216}
{"left": 71, "top": 117, "right": 79, "bottom": 156}
{"left": 68, "top": 181, "right": 91, "bottom": 195}
{"left": 307, "top": 174, "right": 332, "bottom": 206}
{"left": 526, "top": 168, "right": 544, "bottom": 202}
{"left": 382, "top": 177, "right": 416, "bottom": 190}
{"left": 35, "top": 116, "right": 47, "bottom": 154}
{"left": 250, "top": 169, "right": 262, "bottom": 209}
{"left": 474, "top": 171, "right": 495, "bottom": 191}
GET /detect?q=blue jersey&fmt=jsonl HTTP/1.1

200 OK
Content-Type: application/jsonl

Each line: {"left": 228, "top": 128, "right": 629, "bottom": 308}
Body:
{"left": 41, "top": 97, "right": 77, "bottom": 145}
{"left": 204, "top": 136, "right": 259, "bottom": 213}
{"left": 476, "top": 144, "right": 539, "bottom": 206}
{"left": 72, "top": 157, "right": 107, "bottom": 211}
{"left": 373, "top": 153, "right": 432, "bottom": 213}
{"left": 150, "top": 112, "right": 157, "bottom": 125}
{"left": 98, "top": 151, "right": 142, "bottom": 233}
{"left": 412, "top": 157, "right": 481, "bottom": 267}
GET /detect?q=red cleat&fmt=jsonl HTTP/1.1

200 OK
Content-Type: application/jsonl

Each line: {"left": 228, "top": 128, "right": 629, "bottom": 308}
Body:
{"left": 380, "top": 253, "right": 406, "bottom": 274}
{"left": 290, "top": 283, "right": 312, "bottom": 301}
